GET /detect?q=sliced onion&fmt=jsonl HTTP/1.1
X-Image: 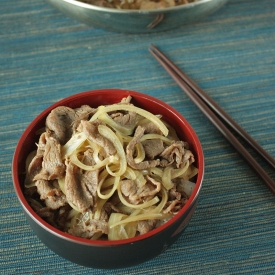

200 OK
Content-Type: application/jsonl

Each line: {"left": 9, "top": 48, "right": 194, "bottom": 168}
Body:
{"left": 133, "top": 170, "right": 147, "bottom": 187}
{"left": 67, "top": 199, "right": 82, "bottom": 213}
{"left": 70, "top": 212, "right": 82, "bottom": 228}
{"left": 187, "top": 165, "right": 199, "bottom": 179}
{"left": 171, "top": 160, "right": 189, "bottom": 179}
{"left": 70, "top": 152, "right": 115, "bottom": 171}
{"left": 94, "top": 198, "right": 108, "bottom": 220}
{"left": 151, "top": 187, "right": 168, "bottom": 213}
{"left": 58, "top": 177, "right": 66, "bottom": 194}
{"left": 117, "top": 182, "right": 159, "bottom": 209}
{"left": 106, "top": 163, "right": 121, "bottom": 177}
{"left": 98, "top": 168, "right": 109, "bottom": 184}
{"left": 133, "top": 142, "right": 145, "bottom": 164}
{"left": 61, "top": 132, "right": 87, "bottom": 159}
{"left": 140, "top": 134, "right": 172, "bottom": 144}
{"left": 98, "top": 111, "right": 134, "bottom": 136}
{"left": 67, "top": 209, "right": 79, "bottom": 220}
{"left": 97, "top": 176, "right": 120, "bottom": 200}
{"left": 86, "top": 140, "right": 104, "bottom": 164}
{"left": 90, "top": 104, "right": 168, "bottom": 136}
{"left": 109, "top": 212, "right": 171, "bottom": 229}
{"left": 148, "top": 167, "right": 163, "bottom": 179}
{"left": 122, "top": 167, "right": 137, "bottom": 180}
{"left": 162, "top": 166, "right": 174, "bottom": 190}
{"left": 108, "top": 213, "right": 129, "bottom": 240}
{"left": 115, "top": 131, "right": 132, "bottom": 143}
{"left": 98, "top": 125, "right": 127, "bottom": 177}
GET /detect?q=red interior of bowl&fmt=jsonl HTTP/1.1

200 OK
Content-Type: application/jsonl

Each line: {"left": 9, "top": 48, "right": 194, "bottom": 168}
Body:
{"left": 12, "top": 89, "right": 204, "bottom": 245}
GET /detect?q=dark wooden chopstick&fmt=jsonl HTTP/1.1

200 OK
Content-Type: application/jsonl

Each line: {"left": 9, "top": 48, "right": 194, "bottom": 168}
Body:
{"left": 149, "top": 44, "right": 275, "bottom": 195}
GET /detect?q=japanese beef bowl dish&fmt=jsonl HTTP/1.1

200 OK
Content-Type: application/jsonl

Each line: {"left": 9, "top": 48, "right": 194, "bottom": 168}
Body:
{"left": 45, "top": 0, "right": 228, "bottom": 33}
{"left": 12, "top": 89, "right": 204, "bottom": 268}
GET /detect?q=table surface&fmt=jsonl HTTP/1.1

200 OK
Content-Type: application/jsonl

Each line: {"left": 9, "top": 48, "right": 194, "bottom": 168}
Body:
{"left": 1, "top": 0, "right": 275, "bottom": 274}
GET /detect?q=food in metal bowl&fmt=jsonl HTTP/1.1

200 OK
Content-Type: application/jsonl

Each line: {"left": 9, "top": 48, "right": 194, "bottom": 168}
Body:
{"left": 80, "top": 0, "right": 197, "bottom": 10}
{"left": 45, "top": 0, "right": 228, "bottom": 33}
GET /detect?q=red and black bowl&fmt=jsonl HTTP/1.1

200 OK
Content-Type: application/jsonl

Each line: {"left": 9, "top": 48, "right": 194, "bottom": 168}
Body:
{"left": 12, "top": 89, "right": 204, "bottom": 269}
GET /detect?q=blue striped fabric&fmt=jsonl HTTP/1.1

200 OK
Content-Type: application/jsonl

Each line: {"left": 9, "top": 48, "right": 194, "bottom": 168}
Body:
{"left": 1, "top": 0, "right": 275, "bottom": 274}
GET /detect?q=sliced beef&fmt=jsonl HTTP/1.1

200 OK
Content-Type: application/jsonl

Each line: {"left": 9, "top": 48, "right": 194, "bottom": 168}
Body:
{"left": 46, "top": 105, "right": 96, "bottom": 145}
{"left": 46, "top": 106, "right": 76, "bottom": 145}
{"left": 164, "top": 185, "right": 189, "bottom": 214}
{"left": 26, "top": 155, "right": 43, "bottom": 183}
{"left": 141, "top": 139, "right": 164, "bottom": 160}
{"left": 34, "top": 133, "right": 65, "bottom": 181}
{"left": 168, "top": 185, "right": 182, "bottom": 201}
{"left": 35, "top": 207, "right": 56, "bottom": 226}
{"left": 82, "top": 148, "right": 96, "bottom": 166}
{"left": 126, "top": 126, "right": 160, "bottom": 170}
{"left": 137, "top": 219, "right": 157, "bottom": 235}
{"left": 26, "top": 181, "right": 70, "bottom": 230}
{"left": 68, "top": 219, "right": 108, "bottom": 239}
{"left": 170, "top": 183, "right": 189, "bottom": 201}
{"left": 181, "top": 149, "right": 195, "bottom": 165}
{"left": 77, "top": 120, "right": 116, "bottom": 156}
{"left": 120, "top": 96, "right": 132, "bottom": 104}
{"left": 23, "top": 186, "right": 37, "bottom": 198}
{"left": 81, "top": 149, "right": 99, "bottom": 207}
{"left": 28, "top": 201, "right": 63, "bottom": 230}
{"left": 88, "top": 201, "right": 121, "bottom": 223}
{"left": 142, "top": 121, "right": 162, "bottom": 135}
{"left": 25, "top": 132, "right": 47, "bottom": 184}
{"left": 55, "top": 204, "right": 72, "bottom": 230}
{"left": 111, "top": 111, "right": 137, "bottom": 130}
{"left": 163, "top": 197, "right": 188, "bottom": 214}
{"left": 81, "top": 169, "right": 99, "bottom": 209}
{"left": 120, "top": 175, "right": 161, "bottom": 205}
{"left": 120, "top": 180, "right": 138, "bottom": 203}
{"left": 73, "top": 105, "right": 97, "bottom": 131}
{"left": 146, "top": 175, "right": 162, "bottom": 192}
{"left": 35, "top": 179, "right": 67, "bottom": 209}
{"left": 65, "top": 159, "right": 99, "bottom": 213}
{"left": 36, "top": 132, "right": 47, "bottom": 156}
{"left": 103, "top": 202, "right": 122, "bottom": 216}
{"left": 160, "top": 141, "right": 195, "bottom": 168}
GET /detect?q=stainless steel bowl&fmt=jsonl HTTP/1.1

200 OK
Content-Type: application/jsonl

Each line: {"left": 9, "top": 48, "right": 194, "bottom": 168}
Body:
{"left": 45, "top": 0, "right": 228, "bottom": 33}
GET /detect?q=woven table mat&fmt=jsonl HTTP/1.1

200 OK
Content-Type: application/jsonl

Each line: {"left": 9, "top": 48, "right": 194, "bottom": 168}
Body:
{"left": 1, "top": 0, "right": 275, "bottom": 274}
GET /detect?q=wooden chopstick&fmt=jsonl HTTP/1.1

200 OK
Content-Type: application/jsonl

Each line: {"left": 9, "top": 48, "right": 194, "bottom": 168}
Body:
{"left": 149, "top": 44, "right": 275, "bottom": 195}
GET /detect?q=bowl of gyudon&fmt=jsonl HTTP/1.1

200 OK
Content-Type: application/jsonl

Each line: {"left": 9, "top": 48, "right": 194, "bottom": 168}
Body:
{"left": 13, "top": 89, "right": 204, "bottom": 268}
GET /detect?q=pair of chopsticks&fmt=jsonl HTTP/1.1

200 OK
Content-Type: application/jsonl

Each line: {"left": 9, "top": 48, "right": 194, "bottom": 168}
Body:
{"left": 149, "top": 44, "right": 275, "bottom": 195}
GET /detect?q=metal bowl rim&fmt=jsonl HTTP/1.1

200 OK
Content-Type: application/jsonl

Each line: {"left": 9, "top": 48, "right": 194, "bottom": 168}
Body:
{"left": 59, "top": 0, "right": 219, "bottom": 14}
